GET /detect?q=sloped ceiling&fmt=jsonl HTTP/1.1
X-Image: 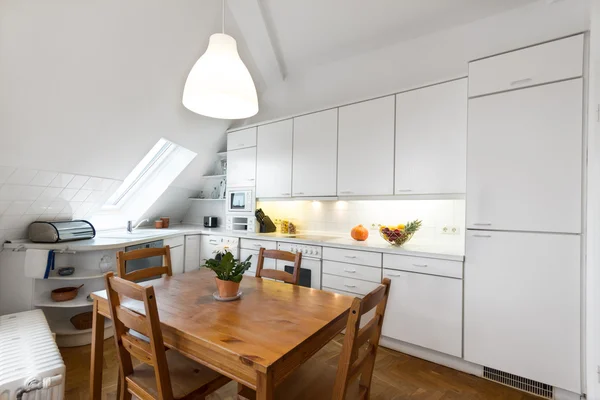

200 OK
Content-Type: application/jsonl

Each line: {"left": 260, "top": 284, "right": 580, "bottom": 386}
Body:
{"left": 0, "top": 0, "right": 588, "bottom": 193}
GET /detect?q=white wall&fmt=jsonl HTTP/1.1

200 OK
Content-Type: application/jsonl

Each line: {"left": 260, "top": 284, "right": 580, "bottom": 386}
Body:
{"left": 0, "top": 0, "right": 231, "bottom": 190}
{"left": 235, "top": 0, "right": 590, "bottom": 127}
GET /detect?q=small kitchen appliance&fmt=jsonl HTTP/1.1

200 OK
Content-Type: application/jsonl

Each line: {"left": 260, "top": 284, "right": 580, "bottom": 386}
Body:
{"left": 226, "top": 187, "right": 255, "bottom": 214}
{"left": 204, "top": 216, "right": 218, "bottom": 228}
{"left": 255, "top": 208, "right": 276, "bottom": 233}
{"left": 28, "top": 220, "right": 95, "bottom": 243}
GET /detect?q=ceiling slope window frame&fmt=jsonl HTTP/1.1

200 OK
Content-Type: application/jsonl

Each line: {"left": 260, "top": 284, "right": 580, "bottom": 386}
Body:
{"left": 92, "top": 138, "right": 196, "bottom": 230}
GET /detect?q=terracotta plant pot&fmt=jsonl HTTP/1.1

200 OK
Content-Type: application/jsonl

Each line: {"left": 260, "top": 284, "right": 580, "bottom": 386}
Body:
{"left": 215, "top": 278, "right": 240, "bottom": 298}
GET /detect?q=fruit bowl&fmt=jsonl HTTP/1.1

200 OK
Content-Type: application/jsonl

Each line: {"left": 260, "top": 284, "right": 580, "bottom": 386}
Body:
{"left": 379, "top": 220, "right": 422, "bottom": 246}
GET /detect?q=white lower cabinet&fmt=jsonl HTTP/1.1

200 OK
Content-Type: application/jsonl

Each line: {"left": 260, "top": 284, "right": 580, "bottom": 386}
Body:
{"left": 164, "top": 236, "right": 184, "bottom": 275}
{"left": 184, "top": 235, "right": 200, "bottom": 272}
{"left": 464, "top": 231, "right": 580, "bottom": 392}
{"left": 382, "top": 269, "right": 462, "bottom": 357}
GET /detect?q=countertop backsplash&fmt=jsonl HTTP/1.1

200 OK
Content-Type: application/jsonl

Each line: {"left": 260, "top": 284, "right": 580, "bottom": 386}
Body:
{"left": 257, "top": 199, "right": 465, "bottom": 249}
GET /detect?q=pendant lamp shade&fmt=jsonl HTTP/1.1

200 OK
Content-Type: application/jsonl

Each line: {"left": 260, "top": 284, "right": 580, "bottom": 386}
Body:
{"left": 182, "top": 33, "right": 258, "bottom": 119}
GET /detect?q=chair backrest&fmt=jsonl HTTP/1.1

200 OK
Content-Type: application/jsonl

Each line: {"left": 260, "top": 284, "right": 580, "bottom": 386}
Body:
{"left": 255, "top": 247, "right": 302, "bottom": 285}
{"left": 117, "top": 245, "right": 173, "bottom": 282}
{"left": 332, "top": 278, "right": 392, "bottom": 400}
{"left": 104, "top": 272, "right": 174, "bottom": 400}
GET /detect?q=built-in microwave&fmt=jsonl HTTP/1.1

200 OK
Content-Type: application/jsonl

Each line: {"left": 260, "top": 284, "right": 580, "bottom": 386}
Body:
{"left": 226, "top": 188, "right": 255, "bottom": 215}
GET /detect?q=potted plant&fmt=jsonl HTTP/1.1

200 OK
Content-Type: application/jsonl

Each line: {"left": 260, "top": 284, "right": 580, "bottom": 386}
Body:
{"left": 202, "top": 250, "right": 252, "bottom": 298}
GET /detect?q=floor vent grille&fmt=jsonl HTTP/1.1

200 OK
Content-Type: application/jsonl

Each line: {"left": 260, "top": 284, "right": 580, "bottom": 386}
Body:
{"left": 483, "top": 367, "right": 553, "bottom": 399}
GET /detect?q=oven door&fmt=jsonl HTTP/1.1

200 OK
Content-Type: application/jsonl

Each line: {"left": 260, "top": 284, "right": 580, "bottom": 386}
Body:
{"left": 277, "top": 258, "right": 321, "bottom": 289}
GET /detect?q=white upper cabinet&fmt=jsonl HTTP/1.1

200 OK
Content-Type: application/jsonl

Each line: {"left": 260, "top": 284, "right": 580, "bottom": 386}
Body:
{"left": 227, "top": 127, "right": 257, "bottom": 151}
{"left": 227, "top": 147, "right": 256, "bottom": 188}
{"left": 338, "top": 96, "right": 395, "bottom": 196}
{"left": 293, "top": 109, "right": 338, "bottom": 197}
{"left": 256, "top": 119, "right": 293, "bottom": 198}
{"left": 467, "top": 78, "right": 583, "bottom": 234}
{"left": 395, "top": 79, "right": 467, "bottom": 195}
{"left": 464, "top": 230, "right": 580, "bottom": 392}
{"left": 469, "top": 34, "right": 583, "bottom": 97}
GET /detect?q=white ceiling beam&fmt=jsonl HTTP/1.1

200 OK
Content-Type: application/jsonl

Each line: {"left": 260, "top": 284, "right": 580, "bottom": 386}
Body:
{"left": 227, "top": 0, "right": 287, "bottom": 85}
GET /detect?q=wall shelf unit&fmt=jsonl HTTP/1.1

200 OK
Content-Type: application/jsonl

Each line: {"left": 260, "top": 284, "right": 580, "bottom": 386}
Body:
{"left": 201, "top": 174, "right": 226, "bottom": 179}
{"left": 188, "top": 198, "right": 225, "bottom": 202}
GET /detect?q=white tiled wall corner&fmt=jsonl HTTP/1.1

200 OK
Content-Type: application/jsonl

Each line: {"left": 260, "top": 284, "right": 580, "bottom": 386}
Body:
{"left": 256, "top": 199, "right": 466, "bottom": 248}
{"left": 0, "top": 166, "right": 122, "bottom": 242}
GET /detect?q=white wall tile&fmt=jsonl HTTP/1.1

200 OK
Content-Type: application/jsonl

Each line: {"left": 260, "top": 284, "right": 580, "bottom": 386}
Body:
{"left": 48, "top": 173, "right": 75, "bottom": 188}
{"left": 67, "top": 175, "right": 90, "bottom": 190}
{"left": 85, "top": 190, "right": 105, "bottom": 203}
{"left": 57, "top": 188, "right": 78, "bottom": 201}
{"left": 19, "top": 186, "right": 44, "bottom": 201}
{"left": 71, "top": 189, "right": 92, "bottom": 202}
{"left": 0, "top": 215, "right": 23, "bottom": 230}
{"left": 6, "top": 168, "right": 38, "bottom": 185}
{"left": 83, "top": 177, "right": 103, "bottom": 190}
{"left": 38, "top": 186, "right": 62, "bottom": 201}
{"left": 0, "top": 201, "right": 10, "bottom": 215}
{"left": 0, "top": 166, "right": 16, "bottom": 184}
{"left": 101, "top": 178, "right": 117, "bottom": 191}
{"left": 29, "top": 171, "right": 57, "bottom": 187}
{"left": 26, "top": 199, "right": 51, "bottom": 215}
{"left": 0, "top": 185, "right": 23, "bottom": 201}
{"left": 5, "top": 201, "right": 34, "bottom": 216}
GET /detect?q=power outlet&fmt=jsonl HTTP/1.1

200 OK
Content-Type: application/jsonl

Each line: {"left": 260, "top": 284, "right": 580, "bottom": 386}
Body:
{"left": 440, "top": 226, "right": 460, "bottom": 235}
{"left": 369, "top": 223, "right": 382, "bottom": 231}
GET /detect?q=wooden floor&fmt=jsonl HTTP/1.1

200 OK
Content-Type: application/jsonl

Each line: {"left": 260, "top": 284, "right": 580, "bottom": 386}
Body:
{"left": 60, "top": 336, "right": 537, "bottom": 399}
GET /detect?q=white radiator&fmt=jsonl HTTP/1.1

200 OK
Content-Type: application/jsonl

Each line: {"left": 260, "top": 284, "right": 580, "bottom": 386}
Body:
{"left": 0, "top": 310, "right": 65, "bottom": 400}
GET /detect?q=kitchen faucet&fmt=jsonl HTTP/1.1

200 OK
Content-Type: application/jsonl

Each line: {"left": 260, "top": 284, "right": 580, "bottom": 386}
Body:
{"left": 127, "top": 219, "right": 149, "bottom": 233}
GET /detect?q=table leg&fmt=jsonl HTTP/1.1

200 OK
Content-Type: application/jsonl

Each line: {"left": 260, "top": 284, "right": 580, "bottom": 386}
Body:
{"left": 256, "top": 370, "right": 274, "bottom": 400}
{"left": 90, "top": 299, "right": 105, "bottom": 399}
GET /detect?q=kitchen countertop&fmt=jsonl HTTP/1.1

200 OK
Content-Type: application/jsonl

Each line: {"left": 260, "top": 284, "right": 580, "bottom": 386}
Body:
{"left": 2, "top": 225, "right": 464, "bottom": 262}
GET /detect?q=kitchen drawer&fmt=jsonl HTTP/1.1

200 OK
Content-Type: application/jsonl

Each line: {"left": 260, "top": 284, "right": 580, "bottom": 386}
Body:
{"left": 227, "top": 127, "right": 257, "bottom": 150}
{"left": 383, "top": 254, "right": 462, "bottom": 279}
{"left": 322, "top": 274, "right": 380, "bottom": 296}
{"left": 322, "top": 247, "right": 381, "bottom": 267}
{"left": 240, "top": 238, "right": 277, "bottom": 251}
{"left": 469, "top": 34, "right": 583, "bottom": 97}
{"left": 322, "top": 260, "right": 381, "bottom": 283}
{"left": 164, "top": 235, "right": 184, "bottom": 248}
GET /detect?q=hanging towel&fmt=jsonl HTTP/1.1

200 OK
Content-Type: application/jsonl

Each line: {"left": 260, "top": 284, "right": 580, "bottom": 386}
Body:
{"left": 24, "top": 249, "right": 55, "bottom": 279}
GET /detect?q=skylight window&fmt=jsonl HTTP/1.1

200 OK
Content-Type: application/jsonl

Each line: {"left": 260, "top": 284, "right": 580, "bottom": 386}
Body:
{"left": 105, "top": 138, "right": 176, "bottom": 207}
{"left": 92, "top": 138, "right": 196, "bottom": 230}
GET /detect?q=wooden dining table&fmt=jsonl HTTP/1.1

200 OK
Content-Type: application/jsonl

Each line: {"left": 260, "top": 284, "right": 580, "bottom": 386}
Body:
{"left": 89, "top": 269, "right": 354, "bottom": 399}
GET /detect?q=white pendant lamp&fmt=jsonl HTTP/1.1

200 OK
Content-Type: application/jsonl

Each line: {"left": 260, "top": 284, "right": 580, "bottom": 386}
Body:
{"left": 182, "top": 0, "right": 258, "bottom": 119}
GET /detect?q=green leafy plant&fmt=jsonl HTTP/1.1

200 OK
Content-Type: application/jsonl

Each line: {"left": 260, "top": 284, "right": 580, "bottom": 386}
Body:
{"left": 202, "top": 250, "right": 252, "bottom": 283}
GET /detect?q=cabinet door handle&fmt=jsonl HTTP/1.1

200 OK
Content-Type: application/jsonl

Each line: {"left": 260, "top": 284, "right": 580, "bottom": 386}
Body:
{"left": 473, "top": 234, "right": 491, "bottom": 238}
{"left": 209, "top": 240, "right": 218, "bottom": 244}
{"left": 344, "top": 284, "right": 357, "bottom": 288}
{"left": 396, "top": 189, "right": 412, "bottom": 192}
{"left": 510, "top": 78, "right": 532, "bottom": 86}
{"left": 344, "top": 268, "right": 356, "bottom": 273}
{"left": 386, "top": 273, "right": 402, "bottom": 277}
{"left": 294, "top": 192, "right": 304, "bottom": 195}
{"left": 340, "top": 191, "right": 354, "bottom": 194}
{"left": 412, "top": 264, "right": 428, "bottom": 268}
{"left": 281, "top": 192, "right": 291, "bottom": 196}
{"left": 473, "top": 222, "right": 492, "bottom": 226}
{"left": 344, "top": 255, "right": 357, "bottom": 259}
{"left": 253, "top": 244, "right": 262, "bottom": 247}
{"left": 248, "top": 178, "right": 255, "bottom": 181}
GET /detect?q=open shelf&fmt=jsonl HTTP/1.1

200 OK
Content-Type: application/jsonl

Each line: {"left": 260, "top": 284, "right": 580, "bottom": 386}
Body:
{"left": 49, "top": 318, "right": 112, "bottom": 336}
{"left": 216, "top": 151, "right": 228, "bottom": 158}
{"left": 34, "top": 291, "right": 93, "bottom": 308}
{"left": 188, "top": 198, "right": 225, "bottom": 201}
{"left": 44, "top": 268, "right": 105, "bottom": 281}
{"left": 200, "top": 174, "right": 226, "bottom": 179}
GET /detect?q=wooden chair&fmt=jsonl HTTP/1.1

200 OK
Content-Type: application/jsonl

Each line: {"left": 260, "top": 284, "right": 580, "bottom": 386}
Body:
{"left": 255, "top": 247, "right": 302, "bottom": 285}
{"left": 104, "top": 272, "right": 230, "bottom": 400}
{"left": 117, "top": 246, "right": 173, "bottom": 282}
{"left": 239, "top": 278, "right": 391, "bottom": 400}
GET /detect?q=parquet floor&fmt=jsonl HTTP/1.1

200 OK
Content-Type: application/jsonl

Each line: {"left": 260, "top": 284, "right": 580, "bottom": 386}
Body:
{"left": 60, "top": 336, "right": 537, "bottom": 399}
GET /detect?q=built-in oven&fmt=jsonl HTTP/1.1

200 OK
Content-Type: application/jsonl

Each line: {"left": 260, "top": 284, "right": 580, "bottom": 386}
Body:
{"left": 276, "top": 242, "right": 321, "bottom": 290}
{"left": 124, "top": 240, "right": 164, "bottom": 282}
{"left": 226, "top": 187, "right": 255, "bottom": 215}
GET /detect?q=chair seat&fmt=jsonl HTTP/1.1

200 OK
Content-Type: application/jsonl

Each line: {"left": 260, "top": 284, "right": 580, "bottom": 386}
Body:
{"left": 127, "top": 348, "right": 226, "bottom": 399}
{"left": 239, "top": 356, "right": 361, "bottom": 400}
